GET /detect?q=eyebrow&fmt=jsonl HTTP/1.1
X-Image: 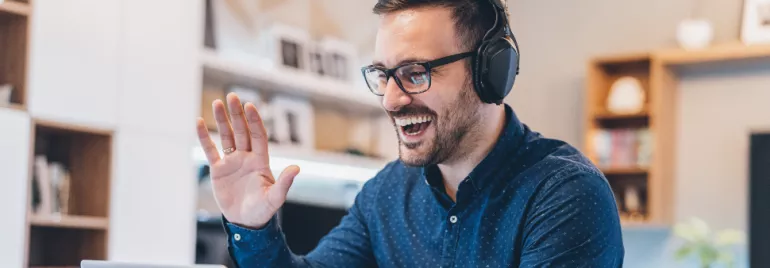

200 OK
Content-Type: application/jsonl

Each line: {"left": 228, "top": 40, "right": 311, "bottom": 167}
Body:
{"left": 372, "top": 57, "right": 431, "bottom": 68}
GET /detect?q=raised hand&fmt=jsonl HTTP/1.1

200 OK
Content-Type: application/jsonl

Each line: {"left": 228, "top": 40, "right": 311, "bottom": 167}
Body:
{"left": 196, "top": 92, "right": 300, "bottom": 229}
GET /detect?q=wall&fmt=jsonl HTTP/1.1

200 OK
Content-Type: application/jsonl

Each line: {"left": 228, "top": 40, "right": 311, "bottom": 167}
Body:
{"left": 505, "top": 0, "right": 760, "bottom": 267}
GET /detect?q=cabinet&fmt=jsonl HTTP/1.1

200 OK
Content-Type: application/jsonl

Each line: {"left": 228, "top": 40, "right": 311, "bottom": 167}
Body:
{"left": 0, "top": 108, "right": 31, "bottom": 268}
{"left": 27, "top": 0, "right": 120, "bottom": 128}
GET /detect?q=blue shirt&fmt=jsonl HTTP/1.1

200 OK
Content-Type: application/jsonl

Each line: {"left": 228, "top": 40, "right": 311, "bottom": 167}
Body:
{"left": 223, "top": 104, "right": 625, "bottom": 267}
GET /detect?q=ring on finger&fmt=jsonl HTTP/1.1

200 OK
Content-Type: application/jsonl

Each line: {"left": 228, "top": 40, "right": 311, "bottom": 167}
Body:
{"left": 223, "top": 147, "right": 235, "bottom": 155}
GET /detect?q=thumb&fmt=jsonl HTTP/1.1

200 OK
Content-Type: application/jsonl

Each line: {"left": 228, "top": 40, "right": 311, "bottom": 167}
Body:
{"left": 270, "top": 165, "right": 300, "bottom": 201}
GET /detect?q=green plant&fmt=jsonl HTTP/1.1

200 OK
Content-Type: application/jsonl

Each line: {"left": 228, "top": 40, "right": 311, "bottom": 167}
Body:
{"left": 673, "top": 217, "right": 745, "bottom": 268}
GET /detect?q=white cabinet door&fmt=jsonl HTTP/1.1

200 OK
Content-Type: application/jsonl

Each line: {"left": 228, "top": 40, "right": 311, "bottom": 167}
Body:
{"left": 27, "top": 0, "right": 119, "bottom": 129}
{"left": 109, "top": 128, "right": 197, "bottom": 264}
{"left": 0, "top": 108, "right": 31, "bottom": 268}
{"left": 116, "top": 0, "right": 202, "bottom": 135}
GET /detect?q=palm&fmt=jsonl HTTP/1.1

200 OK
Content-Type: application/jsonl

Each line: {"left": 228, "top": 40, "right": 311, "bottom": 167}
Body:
{"left": 196, "top": 93, "right": 299, "bottom": 229}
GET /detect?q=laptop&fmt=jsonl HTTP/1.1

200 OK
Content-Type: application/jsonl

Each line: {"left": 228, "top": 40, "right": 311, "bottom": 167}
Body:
{"left": 81, "top": 260, "right": 226, "bottom": 268}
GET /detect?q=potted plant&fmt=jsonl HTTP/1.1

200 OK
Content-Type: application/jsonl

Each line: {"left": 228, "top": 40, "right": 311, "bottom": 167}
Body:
{"left": 673, "top": 217, "right": 745, "bottom": 268}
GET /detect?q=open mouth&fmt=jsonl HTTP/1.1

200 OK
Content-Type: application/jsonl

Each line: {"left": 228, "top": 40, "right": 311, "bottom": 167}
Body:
{"left": 396, "top": 115, "right": 434, "bottom": 137}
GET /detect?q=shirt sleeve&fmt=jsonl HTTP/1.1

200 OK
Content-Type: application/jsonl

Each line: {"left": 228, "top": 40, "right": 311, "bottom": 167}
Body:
{"left": 519, "top": 169, "right": 625, "bottom": 268}
{"left": 223, "top": 177, "right": 378, "bottom": 268}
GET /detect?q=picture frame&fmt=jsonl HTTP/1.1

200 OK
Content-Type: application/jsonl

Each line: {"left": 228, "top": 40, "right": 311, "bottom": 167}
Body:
{"left": 318, "top": 37, "right": 358, "bottom": 82}
{"left": 260, "top": 23, "right": 312, "bottom": 72}
{"left": 741, "top": 0, "right": 770, "bottom": 44}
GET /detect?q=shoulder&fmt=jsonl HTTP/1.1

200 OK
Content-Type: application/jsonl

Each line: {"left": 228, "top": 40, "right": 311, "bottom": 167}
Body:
{"left": 510, "top": 129, "right": 617, "bottom": 215}
{"left": 355, "top": 159, "right": 422, "bottom": 202}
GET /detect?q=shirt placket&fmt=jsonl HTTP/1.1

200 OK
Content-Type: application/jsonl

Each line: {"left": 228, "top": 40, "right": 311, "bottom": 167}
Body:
{"left": 439, "top": 207, "right": 462, "bottom": 268}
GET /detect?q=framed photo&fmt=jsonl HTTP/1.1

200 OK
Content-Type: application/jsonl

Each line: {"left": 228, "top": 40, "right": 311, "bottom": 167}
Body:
{"left": 741, "top": 0, "right": 770, "bottom": 44}
{"left": 307, "top": 44, "right": 326, "bottom": 76}
{"left": 260, "top": 23, "right": 312, "bottom": 71}
{"left": 319, "top": 37, "right": 358, "bottom": 82}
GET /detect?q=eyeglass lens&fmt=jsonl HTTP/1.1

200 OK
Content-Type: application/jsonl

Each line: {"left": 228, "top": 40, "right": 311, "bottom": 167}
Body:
{"left": 364, "top": 64, "right": 429, "bottom": 95}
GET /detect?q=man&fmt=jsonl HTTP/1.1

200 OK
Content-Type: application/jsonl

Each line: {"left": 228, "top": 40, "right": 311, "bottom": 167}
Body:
{"left": 194, "top": 0, "right": 625, "bottom": 267}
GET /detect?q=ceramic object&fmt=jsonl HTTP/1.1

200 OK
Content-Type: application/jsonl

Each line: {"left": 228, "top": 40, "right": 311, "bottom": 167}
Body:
{"left": 607, "top": 76, "right": 645, "bottom": 114}
{"left": 676, "top": 19, "right": 714, "bottom": 49}
{"left": 0, "top": 84, "right": 12, "bottom": 105}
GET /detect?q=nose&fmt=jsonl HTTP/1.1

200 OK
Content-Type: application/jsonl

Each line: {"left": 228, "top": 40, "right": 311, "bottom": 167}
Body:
{"left": 381, "top": 78, "right": 412, "bottom": 112}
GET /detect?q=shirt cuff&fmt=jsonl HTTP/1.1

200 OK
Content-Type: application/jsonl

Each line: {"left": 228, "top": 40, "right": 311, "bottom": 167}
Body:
{"left": 222, "top": 215, "right": 283, "bottom": 254}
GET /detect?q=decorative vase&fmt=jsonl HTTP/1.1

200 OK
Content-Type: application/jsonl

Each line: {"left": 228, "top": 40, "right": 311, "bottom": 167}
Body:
{"left": 676, "top": 19, "right": 714, "bottom": 49}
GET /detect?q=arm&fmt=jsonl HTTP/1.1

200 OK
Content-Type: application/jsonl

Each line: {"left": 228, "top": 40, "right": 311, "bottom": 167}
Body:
{"left": 223, "top": 178, "right": 378, "bottom": 268}
{"left": 520, "top": 170, "right": 625, "bottom": 267}
{"left": 195, "top": 93, "right": 377, "bottom": 268}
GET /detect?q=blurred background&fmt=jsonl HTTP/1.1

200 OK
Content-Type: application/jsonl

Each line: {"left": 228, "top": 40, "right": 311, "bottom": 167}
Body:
{"left": 0, "top": 0, "right": 769, "bottom": 267}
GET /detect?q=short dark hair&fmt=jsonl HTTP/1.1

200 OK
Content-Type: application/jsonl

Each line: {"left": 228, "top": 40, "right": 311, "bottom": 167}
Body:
{"left": 372, "top": 0, "right": 496, "bottom": 53}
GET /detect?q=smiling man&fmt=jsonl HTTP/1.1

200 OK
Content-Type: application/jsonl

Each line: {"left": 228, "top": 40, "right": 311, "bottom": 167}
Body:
{"left": 195, "top": 0, "right": 625, "bottom": 267}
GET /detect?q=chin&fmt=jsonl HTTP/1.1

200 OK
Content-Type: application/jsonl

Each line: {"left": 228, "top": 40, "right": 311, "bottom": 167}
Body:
{"left": 398, "top": 141, "right": 435, "bottom": 167}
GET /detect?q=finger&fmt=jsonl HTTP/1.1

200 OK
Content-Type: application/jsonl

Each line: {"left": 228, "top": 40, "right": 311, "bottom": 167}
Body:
{"left": 196, "top": 117, "right": 220, "bottom": 164}
{"left": 226, "top": 93, "right": 251, "bottom": 151}
{"left": 244, "top": 102, "right": 269, "bottom": 157}
{"left": 269, "top": 165, "right": 300, "bottom": 203}
{"left": 212, "top": 99, "right": 236, "bottom": 152}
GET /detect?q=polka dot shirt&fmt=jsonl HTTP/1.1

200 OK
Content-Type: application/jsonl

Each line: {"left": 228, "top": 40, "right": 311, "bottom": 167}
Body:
{"left": 224, "top": 104, "right": 625, "bottom": 267}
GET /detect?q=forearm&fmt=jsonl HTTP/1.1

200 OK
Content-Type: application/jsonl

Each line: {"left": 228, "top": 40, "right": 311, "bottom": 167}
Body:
{"left": 224, "top": 216, "right": 316, "bottom": 268}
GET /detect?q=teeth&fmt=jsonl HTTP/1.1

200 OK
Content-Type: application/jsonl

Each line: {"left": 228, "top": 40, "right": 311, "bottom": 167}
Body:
{"left": 396, "top": 116, "right": 432, "bottom": 126}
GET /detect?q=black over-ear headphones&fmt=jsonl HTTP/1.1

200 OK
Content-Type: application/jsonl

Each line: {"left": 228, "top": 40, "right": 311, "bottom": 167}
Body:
{"left": 472, "top": 0, "right": 520, "bottom": 105}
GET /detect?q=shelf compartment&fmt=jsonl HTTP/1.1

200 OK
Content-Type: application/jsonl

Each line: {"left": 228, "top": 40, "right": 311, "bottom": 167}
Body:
{"left": 28, "top": 226, "right": 107, "bottom": 267}
{"left": 32, "top": 120, "right": 113, "bottom": 218}
{"left": 29, "top": 214, "right": 109, "bottom": 230}
{"left": 0, "top": 6, "right": 29, "bottom": 106}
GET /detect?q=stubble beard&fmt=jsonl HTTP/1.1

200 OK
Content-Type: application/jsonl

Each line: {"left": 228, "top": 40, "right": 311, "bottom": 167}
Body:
{"left": 395, "top": 81, "right": 482, "bottom": 167}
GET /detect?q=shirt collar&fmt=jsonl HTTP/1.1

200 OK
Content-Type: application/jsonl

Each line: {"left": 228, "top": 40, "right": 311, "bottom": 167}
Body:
{"left": 422, "top": 104, "right": 526, "bottom": 193}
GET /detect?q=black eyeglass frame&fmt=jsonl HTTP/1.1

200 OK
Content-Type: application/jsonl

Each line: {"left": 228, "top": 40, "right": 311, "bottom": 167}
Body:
{"left": 360, "top": 51, "right": 475, "bottom": 96}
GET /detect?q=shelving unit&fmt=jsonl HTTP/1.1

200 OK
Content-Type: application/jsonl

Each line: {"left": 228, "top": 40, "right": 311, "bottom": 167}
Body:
{"left": 201, "top": 48, "right": 382, "bottom": 115}
{"left": 25, "top": 119, "right": 113, "bottom": 267}
{"left": 585, "top": 42, "right": 770, "bottom": 228}
{"left": 0, "top": 0, "right": 31, "bottom": 109}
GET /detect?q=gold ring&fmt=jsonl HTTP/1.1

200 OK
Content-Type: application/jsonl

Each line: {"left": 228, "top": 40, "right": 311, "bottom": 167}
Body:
{"left": 223, "top": 147, "right": 235, "bottom": 154}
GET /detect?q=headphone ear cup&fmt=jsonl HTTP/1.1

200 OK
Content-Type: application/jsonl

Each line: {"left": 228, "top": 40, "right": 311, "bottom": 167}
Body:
{"left": 472, "top": 42, "right": 489, "bottom": 102}
{"left": 476, "top": 38, "right": 518, "bottom": 104}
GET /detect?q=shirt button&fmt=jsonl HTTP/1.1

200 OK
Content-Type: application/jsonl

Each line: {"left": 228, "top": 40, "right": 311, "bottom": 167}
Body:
{"left": 234, "top": 233, "right": 241, "bottom": 241}
{"left": 449, "top": 215, "right": 458, "bottom": 223}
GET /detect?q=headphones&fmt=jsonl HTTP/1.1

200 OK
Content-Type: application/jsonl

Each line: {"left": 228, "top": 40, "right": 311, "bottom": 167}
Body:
{"left": 472, "top": 0, "right": 520, "bottom": 105}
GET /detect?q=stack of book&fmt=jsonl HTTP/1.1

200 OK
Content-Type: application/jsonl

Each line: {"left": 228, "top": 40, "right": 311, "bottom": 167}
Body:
{"left": 31, "top": 155, "right": 71, "bottom": 216}
{"left": 592, "top": 128, "right": 652, "bottom": 169}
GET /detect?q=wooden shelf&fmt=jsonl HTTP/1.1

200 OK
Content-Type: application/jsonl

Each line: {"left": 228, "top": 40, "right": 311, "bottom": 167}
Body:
{"left": 201, "top": 48, "right": 382, "bottom": 115}
{"left": 601, "top": 167, "right": 649, "bottom": 176}
{"left": 29, "top": 214, "right": 109, "bottom": 230}
{"left": 28, "top": 120, "right": 113, "bottom": 267}
{"left": 0, "top": 1, "right": 30, "bottom": 16}
{"left": 1, "top": 102, "right": 26, "bottom": 111}
{"left": 594, "top": 110, "right": 649, "bottom": 121}
{"left": 586, "top": 42, "right": 770, "bottom": 228}
{"left": 34, "top": 118, "right": 113, "bottom": 136}
{"left": 655, "top": 42, "right": 770, "bottom": 65}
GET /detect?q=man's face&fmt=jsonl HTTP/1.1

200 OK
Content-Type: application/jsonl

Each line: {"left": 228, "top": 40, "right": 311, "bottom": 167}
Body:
{"left": 373, "top": 6, "right": 482, "bottom": 166}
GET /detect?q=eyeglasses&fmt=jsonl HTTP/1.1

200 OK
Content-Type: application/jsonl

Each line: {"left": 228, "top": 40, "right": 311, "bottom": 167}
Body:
{"left": 360, "top": 51, "right": 474, "bottom": 96}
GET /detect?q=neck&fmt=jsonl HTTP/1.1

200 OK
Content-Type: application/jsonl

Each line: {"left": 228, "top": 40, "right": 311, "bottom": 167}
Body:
{"left": 438, "top": 104, "right": 506, "bottom": 201}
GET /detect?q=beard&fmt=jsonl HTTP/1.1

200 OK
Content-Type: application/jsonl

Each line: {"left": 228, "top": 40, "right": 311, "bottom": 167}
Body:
{"left": 391, "top": 80, "right": 483, "bottom": 167}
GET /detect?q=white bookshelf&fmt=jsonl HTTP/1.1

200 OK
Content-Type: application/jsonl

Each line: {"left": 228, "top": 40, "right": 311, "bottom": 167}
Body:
{"left": 192, "top": 131, "right": 390, "bottom": 184}
{"left": 200, "top": 48, "right": 382, "bottom": 114}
